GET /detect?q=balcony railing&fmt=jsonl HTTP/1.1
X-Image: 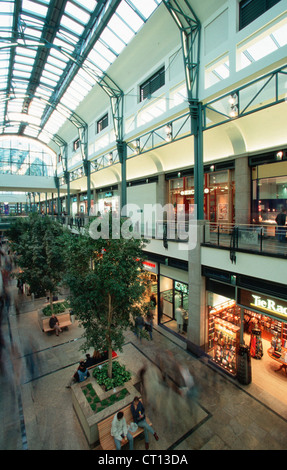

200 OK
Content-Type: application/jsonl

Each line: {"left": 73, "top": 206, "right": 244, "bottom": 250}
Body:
{"left": 52, "top": 215, "right": 287, "bottom": 258}
{"left": 203, "top": 222, "right": 287, "bottom": 258}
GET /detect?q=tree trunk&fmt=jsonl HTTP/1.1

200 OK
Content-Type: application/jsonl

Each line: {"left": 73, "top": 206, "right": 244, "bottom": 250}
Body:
{"left": 49, "top": 291, "right": 53, "bottom": 313}
{"left": 107, "top": 293, "right": 113, "bottom": 379}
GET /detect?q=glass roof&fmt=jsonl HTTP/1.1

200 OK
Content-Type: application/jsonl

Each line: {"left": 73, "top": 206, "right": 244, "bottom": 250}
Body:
{"left": 0, "top": 0, "right": 161, "bottom": 146}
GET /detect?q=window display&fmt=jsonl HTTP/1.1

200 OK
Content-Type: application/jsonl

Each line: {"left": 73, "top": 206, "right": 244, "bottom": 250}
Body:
{"left": 213, "top": 318, "right": 240, "bottom": 375}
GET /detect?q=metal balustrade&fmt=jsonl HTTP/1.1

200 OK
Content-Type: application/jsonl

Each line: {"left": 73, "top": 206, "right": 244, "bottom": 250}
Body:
{"left": 203, "top": 222, "right": 287, "bottom": 257}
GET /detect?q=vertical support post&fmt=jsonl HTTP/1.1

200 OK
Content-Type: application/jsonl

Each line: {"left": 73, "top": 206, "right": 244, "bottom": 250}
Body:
{"left": 83, "top": 160, "right": 91, "bottom": 215}
{"left": 64, "top": 171, "right": 71, "bottom": 216}
{"left": 191, "top": 100, "right": 204, "bottom": 220}
{"left": 117, "top": 141, "right": 127, "bottom": 215}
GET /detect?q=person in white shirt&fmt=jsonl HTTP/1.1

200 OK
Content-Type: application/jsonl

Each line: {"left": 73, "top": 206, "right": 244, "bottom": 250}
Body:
{"left": 175, "top": 305, "right": 184, "bottom": 333}
{"left": 111, "top": 411, "right": 133, "bottom": 450}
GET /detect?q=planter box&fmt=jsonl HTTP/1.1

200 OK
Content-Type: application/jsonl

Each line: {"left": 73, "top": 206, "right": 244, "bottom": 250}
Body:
{"left": 71, "top": 362, "right": 140, "bottom": 447}
{"left": 38, "top": 300, "right": 70, "bottom": 331}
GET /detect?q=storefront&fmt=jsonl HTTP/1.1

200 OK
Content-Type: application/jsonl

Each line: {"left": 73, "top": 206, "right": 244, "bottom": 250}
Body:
{"left": 167, "top": 168, "right": 235, "bottom": 223}
{"left": 251, "top": 159, "right": 287, "bottom": 229}
{"left": 142, "top": 260, "right": 158, "bottom": 322}
{"left": 96, "top": 186, "right": 119, "bottom": 215}
{"left": 206, "top": 275, "right": 287, "bottom": 379}
{"left": 159, "top": 265, "right": 189, "bottom": 336}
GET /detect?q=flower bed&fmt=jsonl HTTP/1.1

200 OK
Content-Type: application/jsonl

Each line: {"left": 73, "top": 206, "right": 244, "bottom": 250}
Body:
{"left": 93, "top": 361, "right": 131, "bottom": 391}
{"left": 82, "top": 383, "right": 129, "bottom": 412}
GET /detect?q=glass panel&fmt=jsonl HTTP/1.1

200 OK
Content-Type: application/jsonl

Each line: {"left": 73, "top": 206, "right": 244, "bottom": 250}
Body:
{"left": 65, "top": 2, "right": 91, "bottom": 25}
{"left": 116, "top": 2, "right": 144, "bottom": 32}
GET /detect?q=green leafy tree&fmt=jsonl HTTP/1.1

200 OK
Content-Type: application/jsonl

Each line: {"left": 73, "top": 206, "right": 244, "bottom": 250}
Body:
{"left": 63, "top": 212, "right": 150, "bottom": 378}
{"left": 9, "top": 213, "right": 67, "bottom": 307}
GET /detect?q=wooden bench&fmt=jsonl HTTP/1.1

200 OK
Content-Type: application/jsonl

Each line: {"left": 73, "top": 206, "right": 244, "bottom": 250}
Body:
{"left": 42, "top": 313, "right": 72, "bottom": 333}
{"left": 98, "top": 402, "right": 152, "bottom": 450}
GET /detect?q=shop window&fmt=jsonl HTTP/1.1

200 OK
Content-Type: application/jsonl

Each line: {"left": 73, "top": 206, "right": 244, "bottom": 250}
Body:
{"left": 140, "top": 66, "right": 165, "bottom": 102}
{"left": 252, "top": 170, "right": 287, "bottom": 226}
{"left": 168, "top": 171, "right": 235, "bottom": 223}
{"left": 239, "top": 0, "right": 282, "bottom": 30}
{"left": 97, "top": 113, "right": 108, "bottom": 133}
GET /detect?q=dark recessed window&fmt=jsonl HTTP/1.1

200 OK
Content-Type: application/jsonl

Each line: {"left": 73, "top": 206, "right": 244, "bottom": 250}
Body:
{"left": 140, "top": 66, "right": 165, "bottom": 102}
{"left": 239, "top": 0, "right": 281, "bottom": 30}
{"left": 97, "top": 113, "right": 108, "bottom": 133}
{"left": 73, "top": 138, "right": 80, "bottom": 152}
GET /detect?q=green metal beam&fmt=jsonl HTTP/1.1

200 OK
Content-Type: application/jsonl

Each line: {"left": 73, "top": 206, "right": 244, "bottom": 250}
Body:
{"left": 162, "top": 0, "right": 203, "bottom": 220}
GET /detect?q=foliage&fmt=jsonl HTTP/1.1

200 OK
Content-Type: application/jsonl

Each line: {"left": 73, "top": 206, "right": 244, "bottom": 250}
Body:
{"left": 63, "top": 212, "right": 150, "bottom": 377}
{"left": 9, "top": 213, "right": 67, "bottom": 299}
{"left": 82, "top": 383, "right": 129, "bottom": 412}
{"left": 92, "top": 361, "right": 132, "bottom": 391}
{"left": 42, "top": 300, "right": 70, "bottom": 316}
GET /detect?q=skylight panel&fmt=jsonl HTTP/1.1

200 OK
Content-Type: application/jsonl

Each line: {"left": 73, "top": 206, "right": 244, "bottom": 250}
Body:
{"left": 14, "top": 61, "right": 33, "bottom": 73}
{"left": 100, "top": 28, "right": 126, "bottom": 54}
{"left": 22, "top": 0, "right": 48, "bottom": 18}
{"left": 15, "top": 46, "right": 37, "bottom": 58}
{"left": 0, "top": 13, "right": 13, "bottom": 29}
{"left": 13, "top": 69, "right": 32, "bottom": 80}
{"left": 14, "top": 54, "right": 35, "bottom": 67}
{"left": 53, "top": 36, "right": 75, "bottom": 53}
{"left": 129, "top": 0, "right": 158, "bottom": 20}
{"left": 116, "top": 2, "right": 144, "bottom": 32}
{"left": 42, "top": 69, "right": 61, "bottom": 83}
{"left": 108, "top": 15, "right": 134, "bottom": 43}
{"left": 0, "top": 2, "right": 14, "bottom": 14}
{"left": 88, "top": 49, "right": 110, "bottom": 71}
{"left": 23, "top": 27, "right": 42, "bottom": 39}
{"left": 75, "top": 0, "right": 97, "bottom": 12}
{"left": 35, "top": 85, "right": 53, "bottom": 99}
{"left": 47, "top": 54, "right": 67, "bottom": 70}
{"left": 60, "top": 15, "right": 85, "bottom": 36}
{"left": 8, "top": 113, "right": 41, "bottom": 127}
{"left": 40, "top": 74, "right": 58, "bottom": 88}
{"left": 94, "top": 41, "right": 117, "bottom": 63}
{"left": 64, "top": 2, "right": 91, "bottom": 25}
{"left": 44, "top": 62, "right": 63, "bottom": 77}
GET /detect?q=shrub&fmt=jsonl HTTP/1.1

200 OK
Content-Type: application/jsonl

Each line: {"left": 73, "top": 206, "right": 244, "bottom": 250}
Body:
{"left": 93, "top": 362, "right": 131, "bottom": 391}
{"left": 42, "top": 300, "right": 70, "bottom": 316}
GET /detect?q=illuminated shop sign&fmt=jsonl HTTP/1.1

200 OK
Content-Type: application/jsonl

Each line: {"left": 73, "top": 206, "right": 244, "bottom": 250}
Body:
{"left": 143, "top": 261, "right": 158, "bottom": 274}
{"left": 238, "top": 289, "right": 287, "bottom": 321}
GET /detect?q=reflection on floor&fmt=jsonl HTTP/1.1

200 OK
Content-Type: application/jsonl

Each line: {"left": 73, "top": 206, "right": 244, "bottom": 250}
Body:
{"left": 161, "top": 317, "right": 187, "bottom": 338}
{"left": 244, "top": 335, "right": 287, "bottom": 418}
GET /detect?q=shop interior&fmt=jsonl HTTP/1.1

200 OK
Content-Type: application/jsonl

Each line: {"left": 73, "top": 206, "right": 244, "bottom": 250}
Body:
{"left": 160, "top": 275, "right": 189, "bottom": 337}
{"left": 208, "top": 294, "right": 287, "bottom": 407}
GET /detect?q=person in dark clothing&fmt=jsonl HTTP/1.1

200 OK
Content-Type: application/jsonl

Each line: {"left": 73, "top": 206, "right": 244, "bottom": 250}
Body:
{"left": 130, "top": 396, "right": 159, "bottom": 450}
{"left": 134, "top": 315, "right": 145, "bottom": 341}
{"left": 49, "top": 313, "right": 62, "bottom": 336}
{"left": 66, "top": 361, "right": 90, "bottom": 388}
{"left": 276, "top": 207, "right": 286, "bottom": 242}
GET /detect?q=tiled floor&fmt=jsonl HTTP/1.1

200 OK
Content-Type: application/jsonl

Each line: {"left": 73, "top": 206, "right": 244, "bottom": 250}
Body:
{"left": 1, "top": 287, "right": 287, "bottom": 451}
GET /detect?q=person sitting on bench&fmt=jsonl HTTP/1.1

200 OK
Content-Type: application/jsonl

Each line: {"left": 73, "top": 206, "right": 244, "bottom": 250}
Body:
{"left": 111, "top": 411, "right": 133, "bottom": 450}
{"left": 49, "top": 313, "right": 62, "bottom": 336}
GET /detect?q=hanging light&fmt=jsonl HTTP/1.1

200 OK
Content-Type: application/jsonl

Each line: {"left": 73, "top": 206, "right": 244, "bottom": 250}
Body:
{"left": 165, "top": 123, "right": 172, "bottom": 141}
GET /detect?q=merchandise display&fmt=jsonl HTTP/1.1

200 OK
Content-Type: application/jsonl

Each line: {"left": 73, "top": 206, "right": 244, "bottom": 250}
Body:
{"left": 249, "top": 327, "right": 263, "bottom": 359}
{"left": 213, "top": 318, "right": 240, "bottom": 375}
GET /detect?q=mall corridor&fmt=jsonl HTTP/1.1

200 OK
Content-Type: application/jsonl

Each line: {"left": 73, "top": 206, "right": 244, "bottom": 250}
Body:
{"left": 1, "top": 281, "right": 287, "bottom": 452}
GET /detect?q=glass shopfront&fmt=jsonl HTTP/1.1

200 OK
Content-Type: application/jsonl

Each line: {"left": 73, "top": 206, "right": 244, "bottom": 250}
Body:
{"left": 251, "top": 160, "right": 287, "bottom": 229}
{"left": 206, "top": 283, "right": 287, "bottom": 379}
{"left": 168, "top": 170, "right": 235, "bottom": 223}
{"left": 160, "top": 276, "right": 189, "bottom": 336}
{"left": 97, "top": 188, "right": 119, "bottom": 215}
